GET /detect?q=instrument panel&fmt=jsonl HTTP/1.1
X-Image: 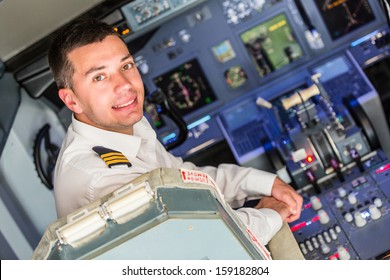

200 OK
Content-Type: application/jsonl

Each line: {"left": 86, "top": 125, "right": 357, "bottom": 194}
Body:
{"left": 112, "top": 0, "right": 390, "bottom": 260}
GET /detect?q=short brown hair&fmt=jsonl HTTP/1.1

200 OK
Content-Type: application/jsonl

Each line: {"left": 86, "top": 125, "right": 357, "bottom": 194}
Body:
{"left": 48, "top": 18, "right": 121, "bottom": 89}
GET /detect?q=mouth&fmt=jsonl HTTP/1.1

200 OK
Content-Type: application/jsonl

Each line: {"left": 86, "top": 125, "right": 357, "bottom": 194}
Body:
{"left": 112, "top": 98, "right": 136, "bottom": 109}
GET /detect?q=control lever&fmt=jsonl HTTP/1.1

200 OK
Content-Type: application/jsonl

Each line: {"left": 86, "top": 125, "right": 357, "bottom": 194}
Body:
{"left": 281, "top": 84, "right": 320, "bottom": 111}
{"left": 349, "top": 147, "right": 364, "bottom": 172}
{"left": 148, "top": 88, "right": 188, "bottom": 151}
{"left": 305, "top": 169, "right": 320, "bottom": 194}
{"left": 330, "top": 158, "right": 345, "bottom": 182}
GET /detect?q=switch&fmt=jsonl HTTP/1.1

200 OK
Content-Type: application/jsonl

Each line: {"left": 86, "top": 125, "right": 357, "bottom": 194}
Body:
{"left": 374, "top": 197, "right": 383, "bottom": 208}
{"left": 354, "top": 211, "right": 367, "bottom": 227}
{"left": 321, "top": 243, "right": 331, "bottom": 255}
{"left": 329, "top": 228, "right": 338, "bottom": 240}
{"left": 311, "top": 237, "right": 319, "bottom": 249}
{"left": 335, "top": 198, "right": 344, "bottom": 208}
{"left": 318, "top": 209, "right": 330, "bottom": 224}
{"left": 344, "top": 212, "right": 353, "bottom": 223}
{"left": 348, "top": 193, "right": 357, "bottom": 205}
{"left": 338, "top": 187, "right": 347, "bottom": 198}
{"left": 369, "top": 204, "right": 382, "bottom": 220}
{"left": 337, "top": 246, "right": 351, "bottom": 260}
{"left": 310, "top": 195, "right": 322, "bottom": 210}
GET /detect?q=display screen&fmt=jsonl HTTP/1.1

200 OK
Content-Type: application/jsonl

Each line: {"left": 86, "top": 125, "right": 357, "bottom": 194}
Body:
{"left": 212, "top": 40, "right": 236, "bottom": 63}
{"left": 314, "top": 0, "right": 375, "bottom": 40}
{"left": 153, "top": 59, "right": 217, "bottom": 116}
{"left": 241, "top": 13, "right": 304, "bottom": 77}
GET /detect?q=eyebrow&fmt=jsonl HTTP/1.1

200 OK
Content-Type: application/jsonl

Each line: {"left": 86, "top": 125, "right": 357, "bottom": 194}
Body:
{"left": 84, "top": 54, "right": 133, "bottom": 77}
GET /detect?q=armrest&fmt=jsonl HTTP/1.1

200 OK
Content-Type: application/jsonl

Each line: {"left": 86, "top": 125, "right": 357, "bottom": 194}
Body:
{"left": 267, "top": 222, "right": 305, "bottom": 260}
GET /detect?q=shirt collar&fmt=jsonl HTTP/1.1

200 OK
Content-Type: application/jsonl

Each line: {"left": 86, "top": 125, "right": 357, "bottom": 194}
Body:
{"left": 71, "top": 115, "right": 156, "bottom": 158}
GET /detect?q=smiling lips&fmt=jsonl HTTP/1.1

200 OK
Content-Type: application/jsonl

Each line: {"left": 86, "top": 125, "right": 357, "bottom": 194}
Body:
{"left": 112, "top": 98, "right": 136, "bottom": 109}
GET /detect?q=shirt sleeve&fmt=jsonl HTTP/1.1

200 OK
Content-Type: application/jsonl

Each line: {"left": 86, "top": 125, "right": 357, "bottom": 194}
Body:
{"left": 234, "top": 207, "right": 283, "bottom": 245}
{"left": 181, "top": 161, "right": 277, "bottom": 208}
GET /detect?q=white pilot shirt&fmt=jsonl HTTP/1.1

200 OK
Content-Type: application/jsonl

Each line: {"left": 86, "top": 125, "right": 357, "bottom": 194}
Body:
{"left": 54, "top": 115, "right": 282, "bottom": 245}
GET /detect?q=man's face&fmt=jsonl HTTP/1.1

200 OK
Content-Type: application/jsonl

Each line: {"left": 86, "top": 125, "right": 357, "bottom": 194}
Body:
{"left": 60, "top": 35, "right": 144, "bottom": 135}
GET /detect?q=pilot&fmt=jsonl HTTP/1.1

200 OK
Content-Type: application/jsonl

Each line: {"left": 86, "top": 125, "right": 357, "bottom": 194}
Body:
{"left": 48, "top": 18, "right": 303, "bottom": 246}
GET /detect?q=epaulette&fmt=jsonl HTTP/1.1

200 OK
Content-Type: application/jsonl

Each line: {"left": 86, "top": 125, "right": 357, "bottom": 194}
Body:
{"left": 92, "top": 146, "right": 132, "bottom": 168}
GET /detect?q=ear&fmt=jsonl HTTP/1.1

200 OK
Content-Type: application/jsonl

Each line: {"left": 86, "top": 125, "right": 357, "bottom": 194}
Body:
{"left": 58, "top": 88, "right": 83, "bottom": 114}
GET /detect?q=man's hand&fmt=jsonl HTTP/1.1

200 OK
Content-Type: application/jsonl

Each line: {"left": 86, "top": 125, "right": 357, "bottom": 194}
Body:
{"left": 270, "top": 177, "right": 303, "bottom": 223}
{"left": 254, "top": 196, "right": 293, "bottom": 221}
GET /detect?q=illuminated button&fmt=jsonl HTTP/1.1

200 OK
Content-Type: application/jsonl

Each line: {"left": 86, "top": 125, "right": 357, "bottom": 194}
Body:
{"left": 359, "top": 177, "right": 367, "bottom": 184}
{"left": 369, "top": 204, "right": 382, "bottom": 220}
{"left": 329, "top": 255, "right": 338, "bottom": 260}
{"left": 306, "top": 155, "right": 315, "bottom": 163}
{"left": 344, "top": 212, "right": 353, "bottom": 223}
{"left": 338, "top": 187, "right": 347, "bottom": 198}
{"left": 335, "top": 225, "right": 341, "bottom": 233}
{"left": 335, "top": 198, "right": 344, "bottom": 208}
{"left": 337, "top": 246, "right": 351, "bottom": 260}
{"left": 348, "top": 193, "right": 357, "bottom": 205}
{"left": 329, "top": 228, "right": 338, "bottom": 240}
{"left": 321, "top": 243, "right": 331, "bottom": 255}
{"left": 354, "top": 211, "right": 367, "bottom": 227}
{"left": 374, "top": 197, "right": 383, "bottom": 208}
{"left": 318, "top": 210, "right": 330, "bottom": 224}
{"left": 351, "top": 180, "right": 359, "bottom": 188}
{"left": 310, "top": 196, "right": 322, "bottom": 210}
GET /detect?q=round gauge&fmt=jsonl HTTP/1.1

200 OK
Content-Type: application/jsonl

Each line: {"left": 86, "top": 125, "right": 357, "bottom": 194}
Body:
{"left": 224, "top": 66, "right": 248, "bottom": 88}
{"left": 167, "top": 73, "right": 202, "bottom": 109}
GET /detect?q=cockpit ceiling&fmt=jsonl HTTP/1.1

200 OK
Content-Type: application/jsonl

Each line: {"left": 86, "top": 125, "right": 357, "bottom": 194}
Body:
{"left": 0, "top": 0, "right": 104, "bottom": 62}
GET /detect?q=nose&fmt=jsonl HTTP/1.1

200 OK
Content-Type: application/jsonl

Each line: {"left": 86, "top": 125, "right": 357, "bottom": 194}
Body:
{"left": 113, "top": 71, "right": 131, "bottom": 94}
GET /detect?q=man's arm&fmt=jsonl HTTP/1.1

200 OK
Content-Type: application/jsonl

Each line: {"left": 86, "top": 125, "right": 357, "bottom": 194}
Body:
{"left": 269, "top": 177, "right": 303, "bottom": 222}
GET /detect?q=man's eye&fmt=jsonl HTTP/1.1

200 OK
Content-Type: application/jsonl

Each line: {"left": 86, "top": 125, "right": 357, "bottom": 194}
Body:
{"left": 122, "top": 63, "right": 134, "bottom": 71}
{"left": 93, "top": 75, "right": 105, "bottom": 82}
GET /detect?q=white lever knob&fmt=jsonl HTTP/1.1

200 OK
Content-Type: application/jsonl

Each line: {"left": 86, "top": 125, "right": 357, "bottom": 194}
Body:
{"left": 310, "top": 196, "right": 322, "bottom": 210}
{"left": 369, "top": 204, "right": 382, "bottom": 220}
{"left": 337, "top": 246, "right": 351, "bottom": 260}
{"left": 318, "top": 209, "right": 330, "bottom": 224}
{"left": 354, "top": 211, "right": 367, "bottom": 227}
